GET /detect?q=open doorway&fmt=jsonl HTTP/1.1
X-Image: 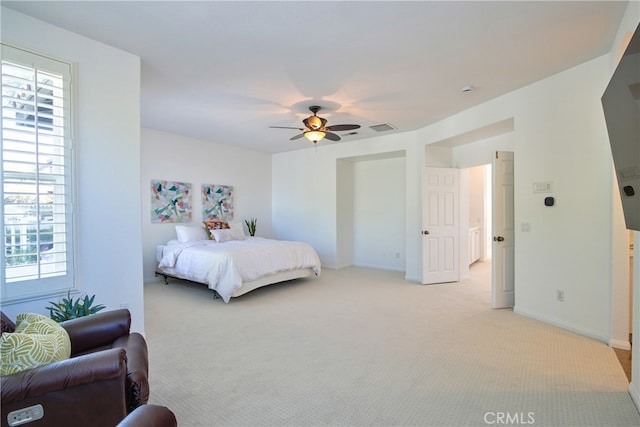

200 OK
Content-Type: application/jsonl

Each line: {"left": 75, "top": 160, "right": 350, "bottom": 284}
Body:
{"left": 421, "top": 160, "right": 505, "bottom": 305}
{"left": 466, "top": 163, "right": 492, "bottom": 267}
{"left": 422, "top": 118, "right": 515, "bottom": 307}
{"left": 465, "top": 163, "right": 493, "bottom": 302}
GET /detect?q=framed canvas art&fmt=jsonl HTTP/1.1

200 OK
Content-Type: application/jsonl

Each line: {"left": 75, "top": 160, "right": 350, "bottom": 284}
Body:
{"left": 151, "top": 179, "right": 192, "bottom": 223}
{"left": 202, "top": 184, "right": 234, "bottom": 221}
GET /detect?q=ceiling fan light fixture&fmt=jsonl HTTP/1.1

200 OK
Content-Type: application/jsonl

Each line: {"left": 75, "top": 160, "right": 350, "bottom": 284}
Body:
{"left": 304, "top": 130, "right": 326, "bottom": 144}
{"left": 306, "top": 115, "right": 323, "bottom": 130}
{"left": 271, "top": 105, "right": 359, "bottom": 145}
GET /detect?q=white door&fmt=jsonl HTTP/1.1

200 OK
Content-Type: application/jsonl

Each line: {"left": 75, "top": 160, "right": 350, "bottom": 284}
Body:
{"left": 492, "top": 151, "right": 515, "bottom": 308}
{"left": 422, "top": 167, "right": 459, "bottom": 284}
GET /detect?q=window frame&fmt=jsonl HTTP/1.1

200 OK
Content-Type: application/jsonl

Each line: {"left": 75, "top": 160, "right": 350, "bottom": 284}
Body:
{"left": 1, "top": 43, "right": 77, "bottom": 303}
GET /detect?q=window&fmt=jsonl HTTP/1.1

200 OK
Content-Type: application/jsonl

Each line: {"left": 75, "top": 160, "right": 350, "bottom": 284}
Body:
{"left": 1, "top": 44, "right": 75, "bottom": 302}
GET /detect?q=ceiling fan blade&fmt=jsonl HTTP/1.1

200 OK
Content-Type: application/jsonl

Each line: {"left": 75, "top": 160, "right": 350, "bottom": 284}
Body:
{"left": 325, "top": 124, "right": 361, "bottom": 132}
{"left": 270, "top": 126, "right": 305, "bottom": 130}
{"left": 324, "top": 132, "right": 341, "bottom": 142}
{"left": 290, "top": 133, "right": 305, "bottom": 141}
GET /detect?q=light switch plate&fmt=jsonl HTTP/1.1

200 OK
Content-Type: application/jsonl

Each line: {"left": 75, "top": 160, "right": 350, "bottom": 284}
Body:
{"left": 533, "top": 182, "right": 553, "bottom": 193}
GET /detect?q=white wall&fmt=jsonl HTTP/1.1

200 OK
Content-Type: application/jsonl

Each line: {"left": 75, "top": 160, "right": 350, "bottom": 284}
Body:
{"left": 140, "top": 128, "right": 272, "bottom": 282}
{"left": 272, "top": 132, "right": 421, "bottom": 275}
{"left": 452, "top": 133, "right": 515, "bottom": 168}
{"left": 336, "top": 160, "right": 354, "bottom": 268}
{"left": 1, "top": 8, "right": 145, "bottom": 332}
{"left": 352, "top": 156, "right": 406, "bottom": 271}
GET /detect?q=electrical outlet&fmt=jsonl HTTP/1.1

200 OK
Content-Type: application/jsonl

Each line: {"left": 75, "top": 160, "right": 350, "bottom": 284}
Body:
{"left": 7, "top": 404, "right": 44, "bottom": 426}
{"left": 556, "top": 290, "right": 565, "bottom": 302}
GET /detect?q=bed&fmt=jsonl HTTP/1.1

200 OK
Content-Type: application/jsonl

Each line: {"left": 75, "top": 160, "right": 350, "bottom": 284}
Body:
{"left": 155, "top": 224, "right": 321, "bottom": 302}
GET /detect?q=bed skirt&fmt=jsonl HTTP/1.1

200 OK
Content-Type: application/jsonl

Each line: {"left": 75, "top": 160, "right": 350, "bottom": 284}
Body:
{"left": 155, "top": 266, "right": 316, "bottom": 299}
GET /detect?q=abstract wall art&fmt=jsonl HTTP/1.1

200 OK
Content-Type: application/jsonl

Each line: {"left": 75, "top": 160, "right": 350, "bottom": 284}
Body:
{"left": 150, "top": 179, "right": 192, "bottom": 223}
{"left": 202, "top": 184, "right": 234, "bottom": 221}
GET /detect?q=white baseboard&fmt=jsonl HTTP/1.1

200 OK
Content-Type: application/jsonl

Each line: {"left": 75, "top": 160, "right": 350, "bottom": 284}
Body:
{"left": 514, "top": 306, "right": 608, "bottom": 344}
{"left": 405, "top": 274, "right": 420, "bottom": 283}
{"left": 609, "top": 338, "right": 632, "bottom": 350}
{"left": 352, "top": 262, "right": 405, "bottom": 272}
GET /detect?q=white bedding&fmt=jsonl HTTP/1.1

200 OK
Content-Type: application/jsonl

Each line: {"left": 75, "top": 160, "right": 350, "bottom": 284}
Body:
{"left": 157, "top": 237, "right": 321, "bottom": 302}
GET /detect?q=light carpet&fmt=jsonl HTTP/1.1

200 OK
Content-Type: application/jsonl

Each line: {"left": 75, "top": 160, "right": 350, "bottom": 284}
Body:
{"left": 144, "top": 262, "right": 640, "bottom": 426}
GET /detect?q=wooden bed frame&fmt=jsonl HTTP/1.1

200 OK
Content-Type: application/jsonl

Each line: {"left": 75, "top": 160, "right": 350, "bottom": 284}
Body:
{"left": 155, "top": 267, "right": 315, "bottom": 300}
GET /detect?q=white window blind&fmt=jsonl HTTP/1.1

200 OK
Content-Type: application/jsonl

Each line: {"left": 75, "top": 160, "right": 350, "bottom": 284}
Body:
{"left": 1, "top": 44, "right": 75, "bottom": 301}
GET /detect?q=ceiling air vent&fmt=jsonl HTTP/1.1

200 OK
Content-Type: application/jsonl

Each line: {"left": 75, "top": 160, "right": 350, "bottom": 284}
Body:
{"left": 369, "top": 123, "right": 396, "bottom": 132}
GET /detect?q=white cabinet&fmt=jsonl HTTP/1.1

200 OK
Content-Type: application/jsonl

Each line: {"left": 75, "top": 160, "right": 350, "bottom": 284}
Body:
{"left": 469, "top": 227, "right": 480, "bottom": 265}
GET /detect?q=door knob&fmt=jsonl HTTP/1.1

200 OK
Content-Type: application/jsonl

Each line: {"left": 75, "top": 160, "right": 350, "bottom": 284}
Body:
{"left": 493, "top": 236, "right": 504, "bottom": 242}
{"left": 422, "top": 230, "right": 430, "bottom": 235}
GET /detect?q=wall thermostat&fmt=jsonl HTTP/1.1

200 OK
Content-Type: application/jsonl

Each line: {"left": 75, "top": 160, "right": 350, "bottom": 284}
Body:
{"left": 544, "top": 196, "right": 555, "bottom": 207}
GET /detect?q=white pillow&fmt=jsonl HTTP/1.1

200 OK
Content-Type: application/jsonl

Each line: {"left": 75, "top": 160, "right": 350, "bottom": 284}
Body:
{"left": 211, "top": 229, "right": 234, "bottom": 243}
{"left": 228, "top": 222, "right": 247, "bottom": 240}
{"left": 175, "top": 225, "right": 208, "bottom": 243}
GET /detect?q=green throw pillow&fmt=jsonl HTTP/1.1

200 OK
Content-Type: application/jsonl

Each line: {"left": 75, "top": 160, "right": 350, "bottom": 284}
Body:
{"left": 1, "top": 312, "right": 71, "bottom": 375}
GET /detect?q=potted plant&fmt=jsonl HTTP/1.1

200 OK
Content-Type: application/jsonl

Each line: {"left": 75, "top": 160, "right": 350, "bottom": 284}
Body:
{"left": 244, "top": 218, "right": 257, "bottom": 236}
{"left": 46, "top": 291, "right": 106, "bottom": 322}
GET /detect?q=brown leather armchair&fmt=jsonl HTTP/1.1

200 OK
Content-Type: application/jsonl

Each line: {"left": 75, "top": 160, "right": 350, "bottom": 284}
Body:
{"left": 1, "top": 309, "right": 150, "bottom": 427}
{"left": 117, "top": 404, "right": 177, "bottom": 427}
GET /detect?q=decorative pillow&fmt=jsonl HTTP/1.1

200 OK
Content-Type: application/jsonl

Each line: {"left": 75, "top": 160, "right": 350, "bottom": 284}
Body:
{"left": 175, "top": 225, "right": 208, "bottom": 243}
{"left": 211, "top": 229, "right": 235, "bottom": 243}
{"left": 228, "top": 222, "right": 247, "bottom": 240}
{"left": 203, "top": 221, "right": 229, "bottom": 239}
{"left": 1, "top": 312, "right": 71, "bottom": 375}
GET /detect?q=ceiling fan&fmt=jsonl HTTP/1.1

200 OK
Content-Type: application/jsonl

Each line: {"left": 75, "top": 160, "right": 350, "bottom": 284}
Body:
{"left": 270, "top": 106, "right": 361, "bottom": 144}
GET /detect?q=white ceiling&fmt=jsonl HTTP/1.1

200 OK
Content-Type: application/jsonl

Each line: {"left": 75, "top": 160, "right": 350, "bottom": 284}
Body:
{"left": 2, "top": 1, "right": 629, "bottom": 153}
